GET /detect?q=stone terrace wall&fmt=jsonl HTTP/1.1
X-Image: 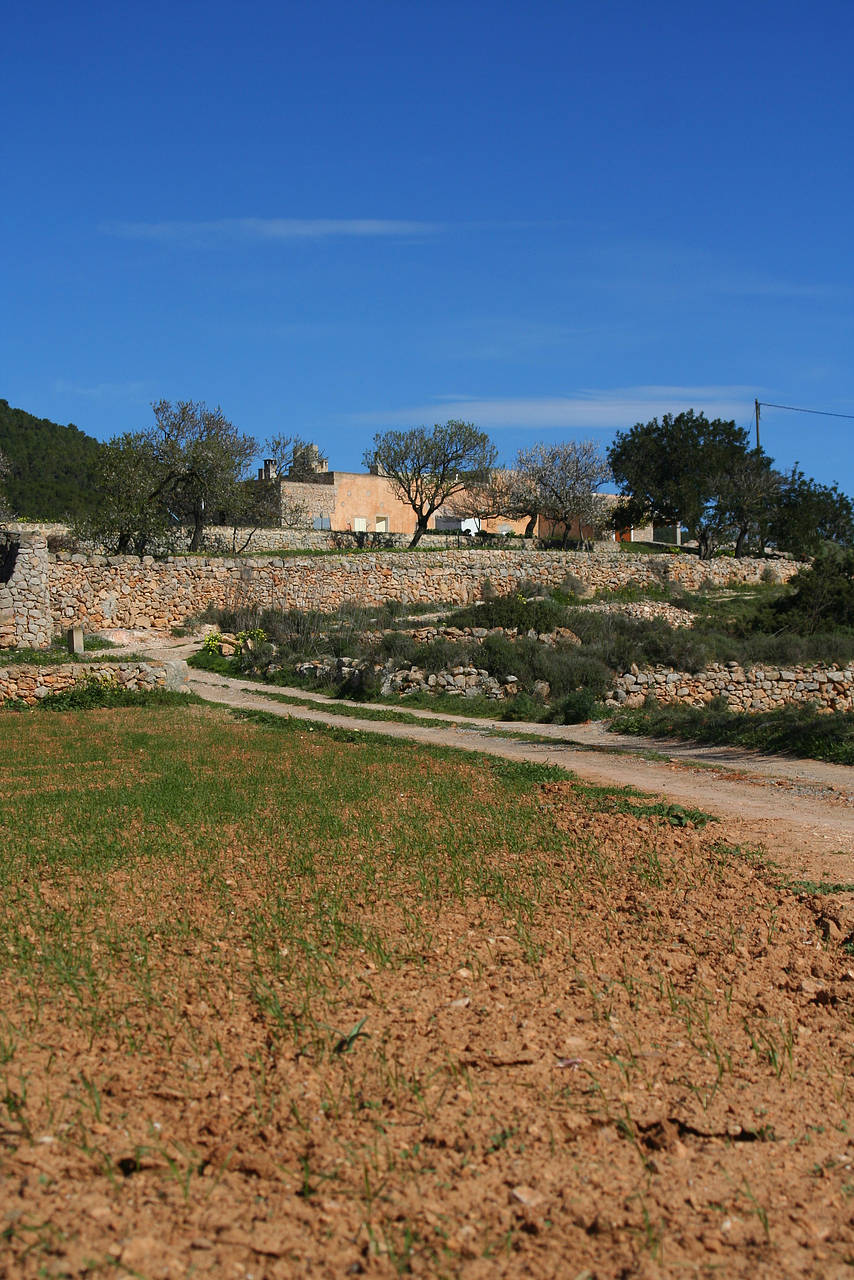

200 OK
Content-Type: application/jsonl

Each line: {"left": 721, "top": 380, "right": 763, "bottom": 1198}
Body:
{"left": 19, "top": 520, "right": 528, "bottom": 554}
{"left": 0, "top": 527, "right": 52, "bottom": 649}
{"left": 607, "top": 662, "right": 854, "bottom": 713}
{"left": 0, "top": 660, "right": 178, "bottom": 705}
{"left": 200, "top": 526, "right": 522, "bottom": 553}
{"left": 46, "top": 549, "right": 803, "bottom": 634}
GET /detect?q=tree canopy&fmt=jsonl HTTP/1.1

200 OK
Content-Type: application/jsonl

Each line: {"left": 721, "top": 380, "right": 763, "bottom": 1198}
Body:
{"left": 75, "top": 401, "right": 259, "bottom": 555}
{"left": 516, "top": 441, "right": 611, "bottom": 548}
{"left": 0, "top": 449, "right": 12, "bottom": 526}
{"left": 0, "top": 400, "right": 102, "bottom": 520}
{"left": 608, "top": 410, "right": 776, "bottom": 559}
{"left": 364, "top": 421, "right": 496, "bottom": 547}
{"left": 769, "top": 466, "right": 854, "bottom": 556}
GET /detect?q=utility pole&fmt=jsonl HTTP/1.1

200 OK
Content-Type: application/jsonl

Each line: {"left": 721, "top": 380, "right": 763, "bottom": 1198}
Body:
{"left": 754, "top": 399, "right": 761, "bottom": 450}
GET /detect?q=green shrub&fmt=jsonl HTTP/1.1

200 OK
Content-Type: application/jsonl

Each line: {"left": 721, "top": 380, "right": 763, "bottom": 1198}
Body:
{"left": 549, "top": 688, "right": 599, "bottom": 723}
{"left": 447, "top": 594, "right": 568, "bottom": 634}
{"left": 557, "top": 572, "right": 586, "bottom": 596}
{"left": 32, "top": 681, "right": 201, "bottom": 712}
{"left": 380, "top": 631, "right": 419, "bottom": 663}
{"left": 499, "top": 692, "right": 541, "bottom": 721}
{"left": 608, "top": 698, "right": 854, "bottom": 766}
{"left": 410, "top": 639, "right": 477, "bottom": 673}
{"left": 478, "top": 633, "right": 610, "bottom": 699}
{"left": 764, "top": 547, "right": 854, "bottom": 634}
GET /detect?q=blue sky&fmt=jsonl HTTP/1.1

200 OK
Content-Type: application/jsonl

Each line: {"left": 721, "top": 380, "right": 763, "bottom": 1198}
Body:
{"left": 3, "top": 0, "right": 852, "bottom": 493}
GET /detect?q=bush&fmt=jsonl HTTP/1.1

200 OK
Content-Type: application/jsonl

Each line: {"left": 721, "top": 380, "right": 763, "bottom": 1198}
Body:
{"left": 499, "top": 692, "right": 541, "bottom": 721}
{"left": 550, "top": 688, "right": 599, "bottom": 723}
{"left": 764, "top": 547, "right": 854, "bottom": 634}
{"left": 46, "top": 531, "right": 80, "bottom": 554}
{"left": 609, "top": 698, "right": 854, "bottom": 766}
{"left": 410, "top": 639, "right": 477, "bottom": 673}
{"left": 478, "top": 633, "right": 610, "bottom": 699}
{"left": 565, "top": 610, "right": 722, "bottom": 673}
{"left": 448, "top": 594, "right": 568, "bottom": 634}
{"left": 557, "top": 572, "right": 587, "bottom": 597}
{"left": 34, "top": 680, "right": 200, "bottom": 712}
{"left": 380, "top": 631, "right": 419, "bottom": 663}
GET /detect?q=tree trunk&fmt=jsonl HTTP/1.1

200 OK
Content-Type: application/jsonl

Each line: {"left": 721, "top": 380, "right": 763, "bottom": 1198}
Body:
{"left": 524, "top": 514, "right": 537, "bottom": 538}
{"left": 734, "top": 526, "right": 748, "bottom": 557}
{"left": 189, "top": 517, "right": 204, "bottom": 552}
{"left": 408, "top": 519, "right": 428, "bottom": 548}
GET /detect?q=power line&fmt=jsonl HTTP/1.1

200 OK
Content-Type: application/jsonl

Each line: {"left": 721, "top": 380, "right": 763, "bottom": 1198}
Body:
{"left": 758, "top": 401, "right": 854, "bottom": 421}
{"left": 753, "top": 398, "right": 854, "bottom": 450}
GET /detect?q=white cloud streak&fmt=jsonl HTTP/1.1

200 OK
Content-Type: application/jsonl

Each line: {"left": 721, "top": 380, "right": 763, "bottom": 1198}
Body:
{"left": 101, "top": 218, "right": 442, "bottom": 243}
{"left": 356, "top": 386, "right": 757, "bottom": 431}
{"left": 55, "top": 379, "right": 148, "bottom": 401}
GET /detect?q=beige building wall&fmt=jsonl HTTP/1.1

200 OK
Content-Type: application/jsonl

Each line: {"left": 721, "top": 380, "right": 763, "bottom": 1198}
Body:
{"left": 279, "top": 471, "right": 530, "bottom": 536}
{"left": 279, "top": 471, "right": 666, "bottom": 543}
{"left": 327, "top": 472, "right": 418, "bottom": 534}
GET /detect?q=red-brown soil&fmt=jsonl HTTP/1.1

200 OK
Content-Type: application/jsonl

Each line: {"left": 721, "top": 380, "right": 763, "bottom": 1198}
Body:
{"left": 2, "top": 717, "right": 854, "bottom": 1277}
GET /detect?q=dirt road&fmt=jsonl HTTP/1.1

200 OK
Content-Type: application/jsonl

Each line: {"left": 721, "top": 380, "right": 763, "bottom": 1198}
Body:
{"left": 179, "top": 663, "right": 853, "bottom": 885}
{"left": 101, "top": 628, "right": 853, "bottom": 882}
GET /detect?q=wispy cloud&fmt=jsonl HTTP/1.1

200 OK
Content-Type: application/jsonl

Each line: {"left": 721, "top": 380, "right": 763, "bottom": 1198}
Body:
{"left": 101, "top": 218, "right": 442, "bottom": 244}
{"left": 55, "top": 378, "right": 148, "bottom": 401}
{"left": 708, "top": 272, "right": 841, "bottom": 301}
{"left": 355, "top": 385, "right": 757, "bottom": 431}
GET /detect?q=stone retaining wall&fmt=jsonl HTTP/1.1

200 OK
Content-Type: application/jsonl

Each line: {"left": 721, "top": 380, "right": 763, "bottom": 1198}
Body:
{"left": 46, "top": 550, "right": 801, "bottom": 634}
{"left": 16, "top": 520, "right": 528, "bottom": 555}
{"left": 606, "top": 662, "right": 854, "bottom": 713}
{"left": 200, "top": 526, "right": 524, "bottom": 553}
{"left": 0, "top": 660, "right": 180, "bottom": 705}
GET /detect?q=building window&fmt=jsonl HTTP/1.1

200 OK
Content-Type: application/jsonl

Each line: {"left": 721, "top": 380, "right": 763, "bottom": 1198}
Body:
{"left": 375, "top": 516, "right": 389, "bottom": 533}
{"left": 312, "top": 515, "right": 331, "bottom": 531}
{"left": 353, "top": 517, "right": 367, "bottom": 533}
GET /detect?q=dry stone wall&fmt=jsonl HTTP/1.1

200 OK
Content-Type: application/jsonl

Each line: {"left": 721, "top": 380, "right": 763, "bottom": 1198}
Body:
{"left": 19, "top": 520, "right": 526, "bottom": 554}
{"left": 46, "top": 549, "right": 802, "bottom": 634}
{"left": 0, "top": 660, "right": 181, "bottom": 705}
{"left": 0, "top": 528, "right": 52, "bottom": 650}
{"left": 606, "top": 662, "right": 854, "bottom": 713}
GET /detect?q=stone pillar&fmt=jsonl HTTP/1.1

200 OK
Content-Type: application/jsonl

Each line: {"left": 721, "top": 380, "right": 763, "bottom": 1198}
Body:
{"left": 67, "top": 624, "right": 84, "bottom": 654}
{"left": 0, "top": 527, "right": 53, "bottom": 650}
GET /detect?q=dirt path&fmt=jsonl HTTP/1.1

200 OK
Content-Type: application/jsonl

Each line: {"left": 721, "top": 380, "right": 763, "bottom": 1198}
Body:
{"left": 183, "top": 665, "right": 854, "bottom": 884}
{"left": 104, "top": 629, "right": 854, "bottom": 882}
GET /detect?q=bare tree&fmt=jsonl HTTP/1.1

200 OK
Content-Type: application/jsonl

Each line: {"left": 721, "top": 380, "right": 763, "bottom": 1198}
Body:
{"left": 446, "top": 467, "right": 542, "bottom": 536}
{"left": 364, "top": 421, "right": 496, "bottom": 547}
{"left": 516, "top": 441, "right": 612, "bottom": 548}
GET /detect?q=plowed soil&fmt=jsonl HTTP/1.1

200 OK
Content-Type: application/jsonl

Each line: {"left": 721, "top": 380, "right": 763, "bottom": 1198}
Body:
{"left": 2, "top": 704, "right": 854, "bottom": 1278}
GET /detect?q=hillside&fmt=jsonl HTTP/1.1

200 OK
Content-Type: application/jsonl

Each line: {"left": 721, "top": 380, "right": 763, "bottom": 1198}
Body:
{"left": 0, "top": 399, "right": 102, "bottom": 520}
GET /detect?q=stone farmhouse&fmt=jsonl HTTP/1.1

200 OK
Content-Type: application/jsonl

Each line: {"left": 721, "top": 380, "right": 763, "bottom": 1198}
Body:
{"left": 260, "top": 451, "right": 532, "bottom": 539}
{"left": 261, "top": 448, "right": 664, "bottom": 544}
